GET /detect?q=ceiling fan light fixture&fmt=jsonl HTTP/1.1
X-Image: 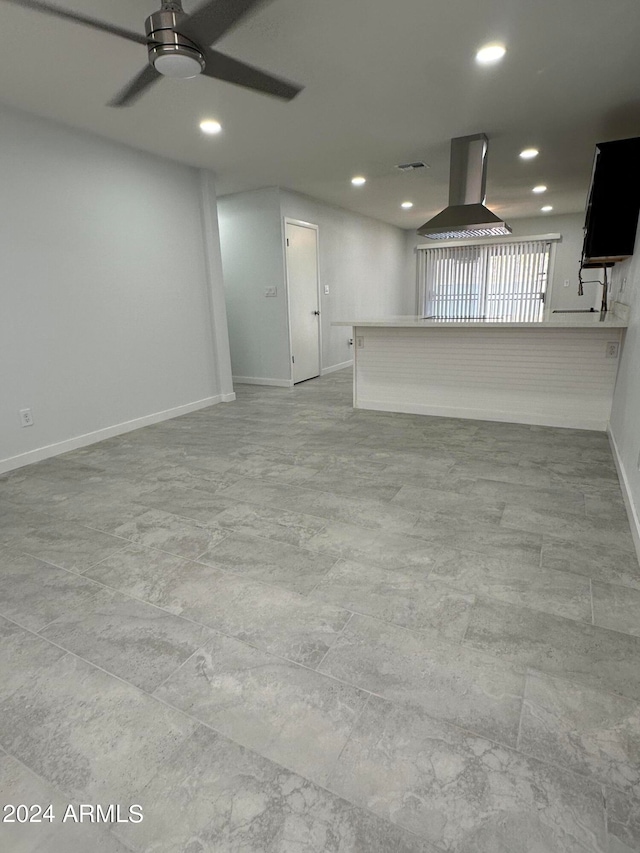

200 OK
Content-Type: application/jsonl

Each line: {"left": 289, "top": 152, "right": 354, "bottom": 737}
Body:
{"left": 146, "top": 6, "right": 205, "bottom": 78}
{"left": 18, "top": 0, "right": 304, "bottom": 107}
{"left": 152, "top": 49, "right": 204, "bottom": 78}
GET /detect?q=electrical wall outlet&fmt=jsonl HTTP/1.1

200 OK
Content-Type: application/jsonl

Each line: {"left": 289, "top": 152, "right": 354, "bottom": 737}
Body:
{"left": 606, "top": 342, "right": 619, "bottom": 359}
{"left": 19, "top": 408, "right": 33, "bottom": 427}
{"left": 356, "top": 336, "right": 364, "bottom": 348}
{"left": 265, "top": 287, "right": 277, "bottom": 297}
{"left": 563, "top": 279, "right": 570, "bottom": 288}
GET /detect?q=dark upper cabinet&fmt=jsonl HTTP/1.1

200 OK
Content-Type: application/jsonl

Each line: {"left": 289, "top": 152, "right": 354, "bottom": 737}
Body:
{"left": 582, "top": 137, "right": 640, "bottom": 268}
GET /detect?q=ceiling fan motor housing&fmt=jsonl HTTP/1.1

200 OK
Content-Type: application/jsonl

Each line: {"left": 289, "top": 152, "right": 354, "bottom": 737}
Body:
{"left": 145, "top": 6, "right": 205, "bottom": 77}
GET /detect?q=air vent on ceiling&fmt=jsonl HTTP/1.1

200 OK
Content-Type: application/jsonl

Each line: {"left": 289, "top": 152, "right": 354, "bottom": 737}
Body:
{"left": 396, "top": 161, "right": 428, "bottom": 172}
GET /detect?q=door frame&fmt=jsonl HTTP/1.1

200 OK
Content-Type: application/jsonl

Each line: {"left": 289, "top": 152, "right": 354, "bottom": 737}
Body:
{"left": 283, "top": 217, "right": 322, "bottom": 384}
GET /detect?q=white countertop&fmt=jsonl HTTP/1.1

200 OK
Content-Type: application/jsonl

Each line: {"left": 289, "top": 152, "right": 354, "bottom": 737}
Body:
{"left": 333, "top": 313, "right": 628, "bottom": 329}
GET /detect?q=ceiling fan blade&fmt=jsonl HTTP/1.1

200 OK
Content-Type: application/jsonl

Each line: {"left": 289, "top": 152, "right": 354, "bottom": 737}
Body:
{"left": 3, "top": 0, "right": 148, "bottom": 44}
{"left": 109, "top": 65, "right": 162, "bottom": 108}
{"left": 201, "top": 47, "right": 302, "bottom": 100}
{"left": 180, "top": 0, "right": 271, "bottom": 48}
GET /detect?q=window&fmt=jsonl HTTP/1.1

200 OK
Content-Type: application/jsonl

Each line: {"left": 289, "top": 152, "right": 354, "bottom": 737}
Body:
{"left": 418, "top": 238, "right": 555, "bottom": 322}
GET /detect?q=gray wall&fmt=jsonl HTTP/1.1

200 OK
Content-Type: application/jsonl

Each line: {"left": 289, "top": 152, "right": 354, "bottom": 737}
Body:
{"left": 0, "top": 105, "right": 231, "bottom": 472}
{"left": 218, "top": 188, "right": 410, "bottom": 383}
{"left": 217, "top": 188, "right": 290, "bottom": 383}
{"left": 610, "top": 223, "right": 640, "bottom": 557}
{"left": 404, "top": 213, "right": 597, "bottom": 312}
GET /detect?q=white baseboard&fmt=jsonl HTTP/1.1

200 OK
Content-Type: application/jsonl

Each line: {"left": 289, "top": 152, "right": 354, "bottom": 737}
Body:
{"left": 607, "top": 427, "right": 640, "bottom": 563}
{"left": 0, "top": 394, "right": 229, "bottom": 475}
{"left": 233, "top": 366, "right": 351, "bottom": 386}
{"left": 221, "top": 392, "right": 237, "bottom": 402}
{"left": 233, "top": 376, "right": 294, "bottom": 388}
{"left": 355, "top": 398, "right": 607, "bottom": 431}
{"left": 321, "top": 360, "right": 353, "bottom": 376}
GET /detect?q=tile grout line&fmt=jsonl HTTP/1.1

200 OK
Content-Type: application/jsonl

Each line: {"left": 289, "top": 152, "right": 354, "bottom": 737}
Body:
{"left": 14, "top": 567, "right": 357, "bottom": 684}
{"left": 312, "top": 611, "right": 355, "bottom": 673}
{"left": 18, "top": 520, "right": 449, "bottom": 613}
{"left": 514, "top": 676, "right": 527, "bottom": 753}
{"left": 7, "top": 524, "right": 640, "bottom": 665}
{"left": 115, "top": 699, "right": 448, "bottom": 853}
{"left": 0, "top": 748, "right": 141, "bottom": 853}
{"left": 9, "top": 479, "right": 638, "bottom": 574}
{"left": 8, "top": 535, "right": 640, "bottom": 698}
{"left": 19, "top": 534, "right": 338, "bottom": 603}
{"left": 523, "top": 663, "right": 640, "bottom": 711}
{"left": 600, "top": 783, "right": 613, "bottom": 853}
{"left": 1, "top": 606, "right": 629, "bottom": 843}
{"left": 0, "top": 608, "right": 537, "bottom": 768}
{"left": 19, "top": 541, "right": 133, "bottom": 577}
{"left": 321, "top": 691, "right": 372, "bottom": 789}
{"left": 145, "top": 665, "right": 621, "bottom": 829}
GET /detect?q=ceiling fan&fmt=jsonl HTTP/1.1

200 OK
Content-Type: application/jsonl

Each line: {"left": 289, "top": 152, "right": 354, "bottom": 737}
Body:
{"left": 3, "top": 0, "right": 304, "bottom": 106}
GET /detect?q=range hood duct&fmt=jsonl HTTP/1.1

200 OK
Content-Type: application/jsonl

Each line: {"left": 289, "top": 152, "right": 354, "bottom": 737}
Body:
{"left": 417, "top": 133, "right": 511, "bottom": 239}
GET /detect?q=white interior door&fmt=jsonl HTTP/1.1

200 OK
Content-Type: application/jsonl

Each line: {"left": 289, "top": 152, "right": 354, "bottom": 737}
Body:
{"left": 285, "top": 221, "right": 320, "bottom": 384}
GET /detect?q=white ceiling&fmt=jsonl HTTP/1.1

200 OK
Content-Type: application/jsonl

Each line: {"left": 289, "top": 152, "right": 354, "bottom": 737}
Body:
{"left": 1, "top": 0, "right": 639, "bottom": 228}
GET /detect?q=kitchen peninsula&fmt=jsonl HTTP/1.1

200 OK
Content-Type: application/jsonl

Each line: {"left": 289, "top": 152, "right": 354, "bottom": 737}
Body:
{"left": 334, "top": 313, "right": 628, "bottom": 430}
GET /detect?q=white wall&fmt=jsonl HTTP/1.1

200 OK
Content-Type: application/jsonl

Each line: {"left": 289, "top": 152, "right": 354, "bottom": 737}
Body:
{"left": 405, "top": 213, "right": 599, "bottom": 313}
{"left": 217, "top": 188, "right": 291, "bottom": 384}
{"left": 510, "top": 214, "right": 598, "bottom": 312}
{"left": 0, "top": 105, "right": 232, "bottom": 473}
{"left": 279, "top": 191, "right": 410, "bottom": 373}
{"left": 610, "top": 221, "right": 640, "bottom": 558}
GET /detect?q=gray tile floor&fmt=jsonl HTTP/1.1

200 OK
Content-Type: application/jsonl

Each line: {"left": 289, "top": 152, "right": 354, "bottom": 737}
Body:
{"left": 1, "top": 368, "right": 640, "bottom": 852}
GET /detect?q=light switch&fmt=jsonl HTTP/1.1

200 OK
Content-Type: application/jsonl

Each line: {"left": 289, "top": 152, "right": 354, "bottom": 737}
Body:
{"left": 324, "top": 285, "right": 330, "bottom": 295}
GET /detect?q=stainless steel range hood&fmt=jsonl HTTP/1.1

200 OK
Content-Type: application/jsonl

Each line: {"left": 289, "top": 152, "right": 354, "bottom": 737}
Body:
{"left": 417, "top": 134, "right": 511, "bottom": 239}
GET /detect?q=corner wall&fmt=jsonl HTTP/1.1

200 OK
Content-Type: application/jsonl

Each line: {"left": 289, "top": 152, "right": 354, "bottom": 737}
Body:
{"left": 0, "top": 105, "right": 232, "bottom": 473}
{"left": 217, "top": 188, "right": 291, "bottom": 385}
{"left": 609, "top": 223, "right": 640, "bottom": 559}
{"left": 218, "top": 187, "right": 410, "bottom": 383}
{"left": 279, "top": 190, "right": 410, "bottom": 373}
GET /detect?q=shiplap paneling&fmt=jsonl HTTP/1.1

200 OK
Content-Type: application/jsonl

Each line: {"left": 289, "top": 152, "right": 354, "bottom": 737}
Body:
{"left": 354, "top": 326, "right": 623, "bottom": 430}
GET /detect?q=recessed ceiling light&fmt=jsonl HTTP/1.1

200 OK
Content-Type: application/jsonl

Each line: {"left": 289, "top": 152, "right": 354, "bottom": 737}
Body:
{"left": 532, "top": 185, "right": 547, "bottom": 194}
{"left": 541, "top": 205, "right": 553, "bottom": 212}
{"left": 401, "top": 201, "right": 414, "bottom": 209}
{"left": 520, "top": 148, "right": 539, "bottom": 160}
{"left": 475, "top": 43, "right": 506, "bottom": 65}
{"left": 351, "top": 176, "right": 366, "bottom": 186}
{"left": 200, "top": 119, "right": 222, "bottom": 135}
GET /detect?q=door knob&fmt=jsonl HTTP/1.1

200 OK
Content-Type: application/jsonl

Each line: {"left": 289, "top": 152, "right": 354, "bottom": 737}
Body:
{"left": 313, "top": 310, "right": 320, "bottom": 316}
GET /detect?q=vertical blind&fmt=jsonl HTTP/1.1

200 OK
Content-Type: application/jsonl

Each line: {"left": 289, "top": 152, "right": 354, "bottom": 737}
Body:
{"left": 421, "top": 239, "right": 552, "bottom": 322}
